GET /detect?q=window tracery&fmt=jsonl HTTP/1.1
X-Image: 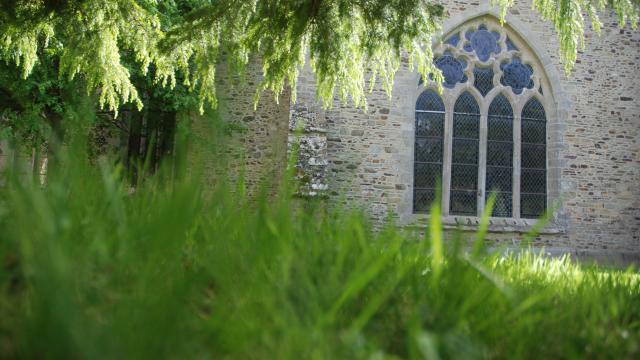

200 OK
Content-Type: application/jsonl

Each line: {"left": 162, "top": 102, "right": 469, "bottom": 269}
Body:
{"left": 414, "top": 19, "right": 549, "bottom": 220}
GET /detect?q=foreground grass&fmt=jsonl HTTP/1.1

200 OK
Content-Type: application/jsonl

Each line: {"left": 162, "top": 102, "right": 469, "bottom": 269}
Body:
{"left": 0, "top": 151, "right": 638, "bottom": 359}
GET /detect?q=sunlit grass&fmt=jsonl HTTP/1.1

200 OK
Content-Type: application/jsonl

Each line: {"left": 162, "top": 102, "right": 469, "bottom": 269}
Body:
{"left": 0, "top": 141, "right": 638, "bottom": 359}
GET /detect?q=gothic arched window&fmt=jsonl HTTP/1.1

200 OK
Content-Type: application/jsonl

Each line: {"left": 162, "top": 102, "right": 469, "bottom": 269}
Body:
{"left": 450, "top": 92, "right": 480, "bottom": 216}
{"left": 413, "top": 19, "right": 549, "bottom": 219}
{"left": 414, "top": 90, "right": 445, "bottom": 212}
{"left": 487, "top": 94, "right": 514, "bottom": 217}
{"left": 521, "top": 97, "right": 547, "bottom": 218}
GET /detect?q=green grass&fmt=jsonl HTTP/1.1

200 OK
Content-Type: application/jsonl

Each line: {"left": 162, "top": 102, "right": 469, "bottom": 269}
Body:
{"left": 0, "top": 142, "right": 638, "bottom": 359}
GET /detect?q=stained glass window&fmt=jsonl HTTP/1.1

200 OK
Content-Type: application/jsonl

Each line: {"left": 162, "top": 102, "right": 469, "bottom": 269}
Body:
{"left": 414, "top": 20, "right": 550, "bottom": 221}
{"left": 414, "top": 90, "right": 445, "bottom": 212}
{"left": 435, "top": 54, "right": 468, "bottom": 88}
{"left": 500, "top": 58, "right": 535, "bottom": 94}
{"left": 486, "top": 94, "right": 513, "bottom": 217}
{"left": 521, "top": 97, "right": 547, "bottom": 218}
{"left": 450, "top": 92, "right": 480, "bottom": 215}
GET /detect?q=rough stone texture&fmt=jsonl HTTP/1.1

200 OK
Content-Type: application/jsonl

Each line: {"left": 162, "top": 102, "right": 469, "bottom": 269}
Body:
{"left": 186, "top": 57, "right": 291, "bottom": 195}
{"left": 288, "top": 63, "right": 329, "bottom": 197}
{"left": 287, "top": 3, "right": 640, "bottom": 260}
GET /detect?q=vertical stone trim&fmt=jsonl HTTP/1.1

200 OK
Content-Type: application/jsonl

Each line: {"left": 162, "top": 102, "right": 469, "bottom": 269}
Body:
{"left": 478, "top": 113, "right": 488, "bottom": 215}
{"left": 288, "top": 70, "right": 329, "bottom": 197}
{"left": 513, "top": 113, "right": 522, "bottom": 218}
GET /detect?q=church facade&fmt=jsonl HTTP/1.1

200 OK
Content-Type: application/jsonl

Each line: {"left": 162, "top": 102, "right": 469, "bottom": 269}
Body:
{"left": 3, "top": 2, "right": 635, "bottom": 263}
{"left": 283, "top": 3, "right": 639, "bottom": 262}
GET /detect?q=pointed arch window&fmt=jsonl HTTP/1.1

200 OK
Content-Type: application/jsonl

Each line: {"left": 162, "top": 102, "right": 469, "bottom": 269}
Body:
{"left": 450, "top": 92, "right": 480, "bottom": 215}
{"left": 521, "top": 97, "right": 547, "bottom": 218}
{"left": 486, "top": 94, "right": 514, "bottom": 217}
{"left": 414, "top": 90, "right": 445, "bottom": 212}
{"left": 413, "top": 19, "right": 550, "bottom": 220}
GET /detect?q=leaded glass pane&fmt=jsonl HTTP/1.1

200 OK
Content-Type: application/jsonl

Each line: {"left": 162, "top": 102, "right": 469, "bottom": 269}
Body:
{"left": 416, "top": 112, "right": 444, "bottom": 137}
{"left": 488, "top": 117, "right": 513, "bottom": 141}
{"left": 415, "top": 138, "right": 443, "bottom": 163}
{"left": 521, "top": 119, "right": 546, "bottom": 143}
{"left": 521, "top": 143, "right": 546, "bottom": 169}
{"left": 454, "top": 92, "right": 480, "bottom": 114}
{"left": 520, "top": 97, "right": 546, "bottom": 218}
{"left": 490, "top": 192, "right": 512, "bottom": 217}
{"left": 486, "top": 94, "right": 513, "bottom": 216}
{"left": 414, "top": 163, "right": 442, "bottom": 188}
{"left": 474, "top": 67, "right": 494, "bottom": 96}
{"left": 487, "top": 142, "right": 512, "bottom": 167}
{"left": 416, "top": 90, "right": 445, "bottom": 111}
{"left": 452, "top": 139, "right": 479, "bottom": 164}
{"left": 414, "top": 90, "right": 444, "bottom": 213}
{"left": 522, "top": 97, "right": 546, "bottom": 121}
{"left": 521, "top": 193, "right": 546, "bottom": 218}
{"left": 489, "top": 94, "right": 513, "bottom": 117}
{"left": 486, "top": 166, "right": 512, "bottom": 192}
{"left": 453, "top": 114, "right": 480, "bottom": 138}
{"left": 521, "top": 169, "right": 546, "bottom": 193}
{"left": 450, "top": 190, "right": 477, "bottom": 216}
{"left": 450, "top": 92, "right": 480, "bottom": 216}
{"left": 451, "top": 164, "right": 478, "bottom": 190}
{"left": 414, "top": 189, "right": 436, "bottom": 213}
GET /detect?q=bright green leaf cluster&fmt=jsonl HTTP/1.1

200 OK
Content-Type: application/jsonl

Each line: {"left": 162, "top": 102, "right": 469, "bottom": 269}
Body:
{"left": 493, "top": 0, "right": 639, "bottom": 74}
{"left": 1, "top": 0, "right": 638, "bottom": 115}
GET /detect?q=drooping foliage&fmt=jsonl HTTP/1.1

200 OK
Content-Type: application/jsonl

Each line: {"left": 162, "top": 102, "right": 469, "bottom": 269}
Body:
{"left": 0, "top": 0, "right": 638, "bottom": 114}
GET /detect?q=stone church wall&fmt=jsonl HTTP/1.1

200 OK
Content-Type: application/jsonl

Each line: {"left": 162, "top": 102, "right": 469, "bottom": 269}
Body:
{"left": 186, "top": 57, "right": 291, "bottom": 195}
{"left": 290, "top": 2, "right": 640, "bottom": 262}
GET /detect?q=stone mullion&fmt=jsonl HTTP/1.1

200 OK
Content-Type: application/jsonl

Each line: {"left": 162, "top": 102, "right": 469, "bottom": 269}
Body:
{"left": 442, "top": 106, "right": 454, "bottom": 216}
{"left": 478, "top": 112, "right": 488, "bottom": 216}
{"left": 513, "top": 113, "right": 522, "bottom": 219}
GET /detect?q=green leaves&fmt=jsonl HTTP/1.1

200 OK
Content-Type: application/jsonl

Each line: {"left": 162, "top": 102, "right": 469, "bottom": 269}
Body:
{"left": 493, "top": 0, "right": 639, "bottom": 74}
{"left": 1, "top": 0, "right": 639, "bottom": 114}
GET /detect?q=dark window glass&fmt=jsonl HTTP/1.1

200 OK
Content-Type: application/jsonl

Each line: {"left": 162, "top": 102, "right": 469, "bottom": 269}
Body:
{"left": 474, "top": 66, "right": 494, "bottom": 96}
{"left": 521, "top": 143, "right": 546, "bottom": 169}
{"left": 492, "top": 192, "right": 513, "bottom": 218}
{"left": 452, "top": 139, "right": 479, "bottom": 164}
{"left": 487, "top": 141, "right": 512, "bottom": 167}
{"left": 486, "top": 166, "right": 512, "bottom": 192}
{"left": 521, "top": 119, "right": 545, "bottom": 143}
{"left": 450, "top": 92, "right": 479, "bottom": 215}
{"left": 416, "top": 112, "right": 444, "bottom": 137}
{"left": 450, "top": 190, "right": 477, "bottom": 216}
{"left": 521, "top": 169, "right": 546, "bottom": 193}
{"left": 416, "top": 90, "right": 445, "bottom": 111}
{"left": 521, "top": 193, "right": 546, "bottom": 218}
{"left": 414, "top": 189, "right": 436, "bottom": 212}
{"left": 415, "top": 138, "right": 443, "bottom": 163}
{"left": 414, "top": 90, "right": 444, "bottom": 213}
{"left": 415, "top": 163, "right": 442, "bottom": 188}
{"left": 486, "top": 94, "right": 513, "bottom": 217}
{"left": 520, "top": 97, "right": 546, "bottom": 218}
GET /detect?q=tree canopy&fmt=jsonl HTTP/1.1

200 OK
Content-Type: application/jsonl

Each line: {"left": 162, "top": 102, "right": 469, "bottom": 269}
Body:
{"left": 1, "top": 0, "right": 638, "bottom": 114}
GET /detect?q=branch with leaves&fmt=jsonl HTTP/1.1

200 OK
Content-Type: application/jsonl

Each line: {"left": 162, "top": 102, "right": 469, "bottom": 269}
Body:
{"left": 1, "top": 0, "right": 638, "bottom": 116}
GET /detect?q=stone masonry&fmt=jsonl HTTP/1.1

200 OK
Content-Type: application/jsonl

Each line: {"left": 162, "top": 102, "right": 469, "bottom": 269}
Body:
{"left": 287, "top": 2, "right": 640, "bottom": 263}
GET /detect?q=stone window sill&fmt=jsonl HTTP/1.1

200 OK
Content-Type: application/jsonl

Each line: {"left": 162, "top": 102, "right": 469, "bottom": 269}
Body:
{"left": 406, "top": 214, "right": 567, "bottom": 235}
